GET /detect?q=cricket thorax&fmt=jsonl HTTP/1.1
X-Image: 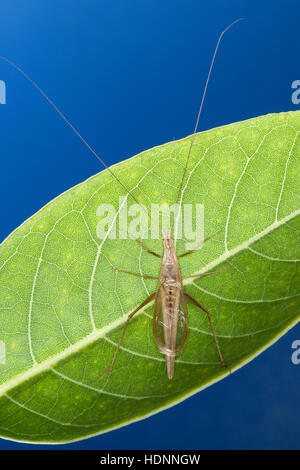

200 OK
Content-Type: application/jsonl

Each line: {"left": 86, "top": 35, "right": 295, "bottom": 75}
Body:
{"left": 161, "top": 235, "right": 182, "bottom": 287}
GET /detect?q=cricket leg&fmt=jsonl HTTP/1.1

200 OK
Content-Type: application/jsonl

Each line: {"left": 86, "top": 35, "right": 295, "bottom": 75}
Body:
{"left": 178, "top": 231, "right": 221, "bottom": 258}
{"left": 183, "top": 267, "right": 228, "bottom": 281}
{"left": 184, "top": 293, "right": 229, "bottom": 371}
{"left": 130, "top": 236, "right": 162, "bottom": 258}
{"left": 118, "top": 227, "right": 162, "bottom": 258}
{"left": 96, "top": 293, "right": 156, "bottom": 380}
{"left": 112, "top": 267, "right": 158, "bottom": 280}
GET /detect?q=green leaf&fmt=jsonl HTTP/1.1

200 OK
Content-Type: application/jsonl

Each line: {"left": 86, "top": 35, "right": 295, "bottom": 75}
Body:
{"left": 0, "top": 111, "right": 299, "bottom": 443}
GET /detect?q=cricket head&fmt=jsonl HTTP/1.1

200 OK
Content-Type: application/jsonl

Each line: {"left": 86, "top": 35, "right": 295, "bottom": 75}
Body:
{"left": 162, "top": 230, "right": 174, "bottom": 251}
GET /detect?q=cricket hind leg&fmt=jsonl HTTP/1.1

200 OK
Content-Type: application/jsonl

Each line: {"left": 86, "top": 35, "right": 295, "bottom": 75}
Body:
{"left": 184, "top": 293, "right": 230, "bottom": 371}
{"left": 95, "top": 292, "right": 156, "bottom": 380}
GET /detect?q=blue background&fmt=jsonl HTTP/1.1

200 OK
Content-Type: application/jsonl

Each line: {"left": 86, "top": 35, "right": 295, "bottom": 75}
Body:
{"left": 0, "top": 0, "right": 299, "bottom": 450}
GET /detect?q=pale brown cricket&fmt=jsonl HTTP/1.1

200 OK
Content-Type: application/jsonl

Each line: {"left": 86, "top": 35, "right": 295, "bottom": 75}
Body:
{"left": 0, "top": 18, "right": 243, "bottom": 379}
{"left": 103, "top": 230, "right": 228, "bottom": 380}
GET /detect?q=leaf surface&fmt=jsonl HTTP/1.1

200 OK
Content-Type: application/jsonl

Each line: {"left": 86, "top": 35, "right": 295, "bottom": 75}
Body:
{"left": 0, "top": 111, "right": 299, "bottom": 443}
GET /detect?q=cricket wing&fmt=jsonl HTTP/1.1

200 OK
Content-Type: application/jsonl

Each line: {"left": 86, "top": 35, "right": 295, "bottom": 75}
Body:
{"left": 153, "top": 287, "right": 188, "bottom": 355}
{"left": 176, "top": 288, "right": 188, "bottom": 353}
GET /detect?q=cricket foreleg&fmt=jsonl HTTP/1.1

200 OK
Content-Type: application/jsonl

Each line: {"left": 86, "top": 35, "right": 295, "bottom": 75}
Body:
{"left": 112, "top": 267, "right": 158, "bottom": 280}
{"left": 118, "top": 228, "right": 162, "bottom": 258}
{"left": 184, "top": 293, "right": 229, "bottom": 371}
{"left": 96, "top": 293, "right": 156, "bottom": 380}
{"left": 130, "top": 237, "right": 162, "bottom": 258}
{"left": 178, "top": 231, "right": 221, "bottom": 258}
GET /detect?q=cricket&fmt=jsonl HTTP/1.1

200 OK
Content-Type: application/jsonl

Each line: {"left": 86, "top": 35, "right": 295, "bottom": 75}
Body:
{"left": 0, "top": 18, "right": 243, "bottom": 380}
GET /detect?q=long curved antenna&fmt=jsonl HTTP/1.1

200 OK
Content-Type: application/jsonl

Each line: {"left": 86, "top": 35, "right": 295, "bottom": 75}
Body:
{"left": 171, "top": 18, "right": 244, "bottom": 233}
{"left": 0, "top": 55, "right": 152, "bottom": 222}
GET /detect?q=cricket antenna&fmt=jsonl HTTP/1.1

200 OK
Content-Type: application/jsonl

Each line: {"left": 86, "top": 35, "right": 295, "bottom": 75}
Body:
{"left": 171, "top": 18, "right": 244, "bottom": 232}
{"left": 0, "top": 55, "right": 152, "bottom": 223}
